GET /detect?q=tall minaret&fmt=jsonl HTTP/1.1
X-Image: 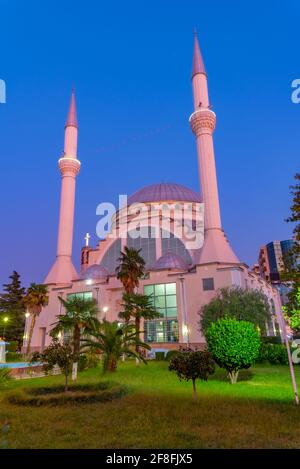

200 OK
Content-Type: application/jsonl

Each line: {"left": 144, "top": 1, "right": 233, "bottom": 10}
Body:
{"left": 189, "top": 32, "right": 239, "bottom": 264}
{"left": 45, "top": 90, "right": 81, "bottom": 284}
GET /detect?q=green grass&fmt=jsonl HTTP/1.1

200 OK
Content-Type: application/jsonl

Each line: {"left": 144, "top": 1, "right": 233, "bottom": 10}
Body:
{"left": 1, "top": 361, "right": 300, "bottom": 448}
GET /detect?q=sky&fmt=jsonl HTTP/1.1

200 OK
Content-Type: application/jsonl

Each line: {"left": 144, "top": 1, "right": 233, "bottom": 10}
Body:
{"left": 0, "top": 0, "right": 299, "bottom": 287}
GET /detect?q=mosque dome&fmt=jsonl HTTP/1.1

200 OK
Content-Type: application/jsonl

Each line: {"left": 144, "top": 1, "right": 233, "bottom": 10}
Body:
{"left": 150, "top": 252, "right": 191, "bottom": 271}
{"left": 82, "top": 264, "right": 109, "bottom": 280}
{"left": 128, "top": 182, "right": 202, "bottom": 205}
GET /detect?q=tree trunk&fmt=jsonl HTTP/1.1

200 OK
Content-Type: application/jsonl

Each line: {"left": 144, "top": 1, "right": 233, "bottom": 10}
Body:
{"left": 26, "top": 314, "right": 36, "bottom": 357}
{"left": 65, "top": 369, "right": 69, "bottom": 392}
{"left": 72, "top": 325, "right": 81, "bottom": 381}
{"left": 228, "top": 370, "right": 239, "bottom": 384}
{"left": 135, "top": 316, "right": 140, "bottom": 366}
{"left": 192, "top": 379, "right": 197, "bottom": 400}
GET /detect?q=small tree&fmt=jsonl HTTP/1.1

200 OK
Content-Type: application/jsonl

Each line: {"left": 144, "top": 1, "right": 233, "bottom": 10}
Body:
{"left": 206, "top": 318, "right": 260, "bottom": 384}
{"left": 169, "top": 350, "right": 215, "bottom": 400}
{"left": 31, "top": 339, "right": 74, "bottom": 392}
{"left": 0, "top": 271, "right": 26, "bottom": 345}
{"left": 199, "top": 286, "right": 271, "bottom": 335}
{"left": 83, "top": 320, "right": 150, "bottom": 373}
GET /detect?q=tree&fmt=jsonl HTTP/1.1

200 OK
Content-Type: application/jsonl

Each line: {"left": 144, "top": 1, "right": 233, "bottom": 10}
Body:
{"left": 0, "top": 271, "right": 25, "bottom": 345}
{"left": 283, "top": 287, "right": 300, "bottom": 331}
{"left": 31, "top": 339, "right": 74, "bottom": 392}
{"left": 206, "top": 318, "right": 261, "bottom": 384}
{"left": 119, "top": 292, "right": 160, "bottom": 353}
{"left": 169, "top": 349, "right": 215, "bottom": 400}
{"left": 116, "top": 246, "right": 145, "bottom": 294}
{"left": 23, "top": 283, "right": 49, "bottom": 355}
{"left": 50, "top": 296, "right": 99, "bottom": 381}
{"left": 82, "top": 320, "right": 150, "bottom": 372}
{"left": 282, "top": 173, "right": 300, "bottom": 319}
{"left": 199, "top": 286, "right": 271, "bottom": 336}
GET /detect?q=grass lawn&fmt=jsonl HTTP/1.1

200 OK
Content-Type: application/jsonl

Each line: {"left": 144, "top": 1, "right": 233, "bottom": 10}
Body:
{"left": 1, "top": 361, "right": 300, "bottom": 448}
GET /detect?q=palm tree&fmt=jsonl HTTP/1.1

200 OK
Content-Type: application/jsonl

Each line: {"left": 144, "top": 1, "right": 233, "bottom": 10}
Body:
{"left": 82, "top": 320, "right": 150, "bottom": 372}
{"left": 24, "top": 283, "right": 49, "bottom": 356}
{"left": 116, "top": 246, "right": 145, "bottom": 294}
{"left": 120, "top": 292, "right": 160, "bottom": 353}
{"left": 50, "top": 296, "right": 99, "bottom": 381}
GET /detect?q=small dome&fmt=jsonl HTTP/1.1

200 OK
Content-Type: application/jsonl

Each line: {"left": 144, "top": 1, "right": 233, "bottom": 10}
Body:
{"left": 82, "top": 264, "right": 109, "bottom": 280}
{"left": 150, "top": 252, "right": 190, "bottom": 271}
{"left": 128, "top": 182, "right": 201, "bottom": 205}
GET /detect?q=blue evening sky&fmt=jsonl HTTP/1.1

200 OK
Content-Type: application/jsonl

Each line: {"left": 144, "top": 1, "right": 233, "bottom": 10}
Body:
{"left": 0, "top": 0, "right": 299, "bottom": 286}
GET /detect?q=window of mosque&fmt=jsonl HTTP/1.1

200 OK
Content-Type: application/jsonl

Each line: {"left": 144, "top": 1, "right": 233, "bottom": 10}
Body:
{"left": 144, "top": 319, "right": 179, "bottom": 343}
{"left": 127, "top": 227, "right": 156, "bottom": 267}
{"left": 67, "top": 291, "right": 93, "bottom": 301}
{"left": 202, "top": 278, "right": 214, "bottom": 291}
{"left": 144, "top": 283, "right": 178, "bottom": 343}
{"left": 100, "top": 238, "right": 122, "bottom": 274}
{"left": 161, "top": 230, "right": 193, "bottom": 265}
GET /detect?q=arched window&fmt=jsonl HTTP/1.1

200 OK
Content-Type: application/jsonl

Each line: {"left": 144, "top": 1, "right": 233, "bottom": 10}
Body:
{"left": 127, "top": 227, "right": 156, "bottom": 267}
{"left": 161, "top": 230, "right": 192, "bottom": 265}
{"left": 101, "top": 239, "right": 122, "bottom": 274}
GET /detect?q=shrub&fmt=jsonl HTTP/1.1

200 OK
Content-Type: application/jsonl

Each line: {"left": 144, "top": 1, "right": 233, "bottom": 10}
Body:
{"left": 6, "top": 352, "right": 20, "bottom": 362}
{"left": 6, "top": 382, "right": 127, "bottom": 406}
{"left": 6, "top": 341, "right": 18, "bottom": 352}
{"left": 0, "top": 368, "right": 11, "bottom": 388}
{"left": 155, "top": 351, "right": 165, "bottom": 361}
{"left": 78, "top": 355, "right": 88, "bottom": 371}
{"left": 165, "top": 350, "right": 180, "bottom": 361}
{"left": 206, "top": 318, "right": 260, "bottom": 384}
{"left": 257, "top": 343, "right": 288, "bottom": 365}
{"left": 169, "top": 350, "right": 215, "bottom": 399}
{"left": 261, "top": 336, "right": 282, "bottom": 345}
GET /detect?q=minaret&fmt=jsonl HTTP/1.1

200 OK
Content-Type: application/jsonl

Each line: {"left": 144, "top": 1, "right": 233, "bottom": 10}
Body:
{"left": 45, "top": 90, "right": 81, "bottom": 284}
{"left": 189, "top": 32, "right": 239, "bottom": 264}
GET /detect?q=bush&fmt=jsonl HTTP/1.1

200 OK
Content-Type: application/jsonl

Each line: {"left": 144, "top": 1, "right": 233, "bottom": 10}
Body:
{"left": 6, "top": 382, "right": 128, "bottom": 406}
{"left": 6, "top": 341, "right": 18, "bottom": 352}
{"left": 0, "top": 368, "right": 11, "bottom": 388}
{"left": 78, "top": 355, "right": 88, "bottom": 371}
{"left": 206, "top": 318, "right": 261, "bottom": 384}
{"left": 257, "top": 343, "right": 288, "bottom": 365}
{"left": 155, "top": 351, "right": 165, "bottom": 361}
{"left": 165, "top": 350, "right": 180, "bottom": 361}
{"left": 6, "top": 352, "right": 20, "bottom": 362}
{"left": 169, "top": 350, "right": 215, "bottom": 399}
{"left": 261, "top": 336, "right": 282, "bottom": 345}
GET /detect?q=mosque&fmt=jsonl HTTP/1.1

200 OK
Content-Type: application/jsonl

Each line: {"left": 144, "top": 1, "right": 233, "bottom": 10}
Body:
{"left": 26, "top": 34, "right": 282, "bottom": 352}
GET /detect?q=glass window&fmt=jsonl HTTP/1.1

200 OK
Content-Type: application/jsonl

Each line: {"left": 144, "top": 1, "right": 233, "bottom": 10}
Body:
{"left": 154, "top": 284, "right": 165, "bottom": 296}
{"left": 127, "top": 227, "right": 156, "bottom": 267}
{"left": 101, "top": 239, "right": 122, "bottom": 274}
{"left": 67, "top": 291, "right": 93, "bottom": 301}
{"left": 165, "top": 283, "right": 176, "bottom": 295}
{"left": 202, "top": 278, "right": 214, "bottom": 291}
{"left": 166, "top": 295, "right": 177, "bottom": 308}
{"left": 155, "top": 296, "right": 166, "bottom": 308}
{"left": 161, "top": 230, "right": 193, "bottom": 265}
{"left": 144, "top": 319, "right": 179, "bottom": 343}
{"left": 144, "top": 285, "right": 154, "bottom": 296}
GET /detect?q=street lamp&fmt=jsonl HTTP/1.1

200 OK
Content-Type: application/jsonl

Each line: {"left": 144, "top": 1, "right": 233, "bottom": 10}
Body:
{"left": 2, "top": 316, "right": 9, "bottom": 338}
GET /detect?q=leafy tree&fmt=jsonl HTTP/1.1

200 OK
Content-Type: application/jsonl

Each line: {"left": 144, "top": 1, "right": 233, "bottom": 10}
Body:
{"left": 282, "top": 173, "right": 300, "bottom": 319}
{"left": 283, "top": 287, "right": 300, "bottom": 331}
{"left": 119, "top": 293, "right": 160, "bottom": 352}
{"left": 169, "top": 349, "right": 215, "bottom": 400}
{"left": 0, "top": 271, "right": 25, "bottom": 344}
{"left": 31, "top": 339, "right": 75, "bottom": 392}
{"left": 50, "top": 296, "right": 99, "bottom": 381}
{"left": 206, "top": 318, "right": 261, "bottom": 384}
{"left": 23, "top": 283, "right": 49, "bottom": 355}
{"left": 116, "top": 246, "right": 145, "bottom": 294}
{"left": 82, "top": 320, "right": 150, "bottom": 372}
{"left": 199, "top": 286, "right": 271, "bottom": 335}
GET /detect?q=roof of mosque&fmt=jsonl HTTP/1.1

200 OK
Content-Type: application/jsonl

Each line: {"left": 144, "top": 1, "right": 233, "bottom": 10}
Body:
{"left": 82, "top": 264, "right": 109, "bottom": 280}
{"left": 149, "top": 252, "right": 191, "bottom": 271}
{"left": 127, "top": 183, "right": 201, "bottom": 205}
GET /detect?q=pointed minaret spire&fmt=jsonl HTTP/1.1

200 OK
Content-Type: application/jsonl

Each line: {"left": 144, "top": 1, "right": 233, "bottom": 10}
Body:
{"left": 65, "top": 88, "right": 78, "bottom": 128}
{"left": 45, "top": 90, "right": 81, "bottom": 284}
{"left": 189, "top": 33, "right": 239, "bottom": 264}
{"left": 192, "top": 29, "right": 206, "bottom": 78}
